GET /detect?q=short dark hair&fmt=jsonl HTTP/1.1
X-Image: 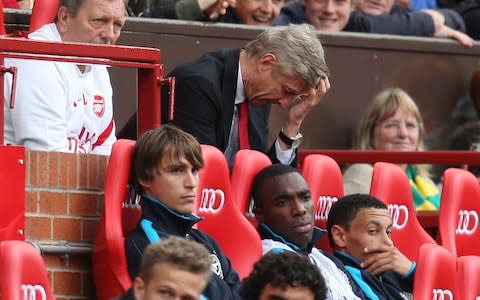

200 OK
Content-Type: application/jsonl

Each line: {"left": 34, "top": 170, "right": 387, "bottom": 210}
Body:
{"left": 242, "top": 251, "right": 327, "bottom": 300}
{"left": 326, "top": 193, "right": 387, "bottom": 248}
{"left": 251, "top": 164, "right": 300, "bottom": 208}
{"left": 139, "top": 236, "right": 211, "bottom": 283}
{"left": 132, "top": 124, "right": 204, "bottom": 193}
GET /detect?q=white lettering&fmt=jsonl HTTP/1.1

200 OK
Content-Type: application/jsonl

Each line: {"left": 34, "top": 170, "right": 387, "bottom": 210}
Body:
{"left": 315, "top": 196, "right": 337, "bottom": 221}
{"left": 388, "top": 204, "right": 408, "bottom": 230}
{"left": 456, "top": 210, "right": 479, "bottom": 235}
{"left": 199, "top": 189, "right": 225, "bottom": 213}
{"left": 21, "top": 284, "right": 46, "bottom": 300}
{"left": 432, "top": 288, "right": 453, "bottom": 300}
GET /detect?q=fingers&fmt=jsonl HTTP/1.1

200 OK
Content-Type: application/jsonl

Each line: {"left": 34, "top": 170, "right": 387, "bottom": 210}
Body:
{"left": 451, "top": 30, "right": 474, "bottom": 47}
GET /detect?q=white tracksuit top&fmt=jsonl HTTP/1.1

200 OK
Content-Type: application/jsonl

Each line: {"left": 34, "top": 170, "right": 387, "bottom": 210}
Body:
{"left": 3, "top": 23, "right": 116, "bottom": 155}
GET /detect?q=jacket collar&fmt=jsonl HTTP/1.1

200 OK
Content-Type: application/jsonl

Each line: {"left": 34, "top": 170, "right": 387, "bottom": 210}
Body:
{"left": 258, "top": 222, "right": 326, "bottom": 254}
{"left": 141, "top": 194, "right": 202, "bottom": 237}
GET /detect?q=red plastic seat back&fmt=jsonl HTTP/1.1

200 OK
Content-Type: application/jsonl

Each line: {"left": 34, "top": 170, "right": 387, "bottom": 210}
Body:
{"left": 29, "top": 0, "right": 59, "bottom": 33}
{"left": 92, "top": 139, "right": 141, "bottom": 300}
{"left": 413, "top": 243, "right": 456, "bottom": 300}
{"left": 301, "top": 154, "right": 343, "bottom": 252}
{"left": 230, "top": 149, "right": 271, "bottom": 227}
{"left": 0, "top": 240, "right": 55, "bottom": 300}
{"left": 439, "top": 168, "right": 480, "bottom": 257}
{"left": 457, "top": 255, "right": 480, "bottom": 299}
{"left": 370, "top": 162, "right": 436, "bottom": 261}
{"left": 195, "top": 145, "right": 262, "bottom": 279}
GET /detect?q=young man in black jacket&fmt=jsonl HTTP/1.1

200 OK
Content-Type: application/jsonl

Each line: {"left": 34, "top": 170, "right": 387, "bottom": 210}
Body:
{"left": 124, "top": 125, "right": 242, "bottom": 300}
{"left": 327, "top": 194, "right": 416, "bottom": 300}
{"left": 250, "top": 164, "right": 366, "bottom": 300}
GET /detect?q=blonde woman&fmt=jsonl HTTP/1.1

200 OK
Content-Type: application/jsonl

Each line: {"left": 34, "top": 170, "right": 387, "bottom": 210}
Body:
{"left": 343, "top": 87, "right": 440, "bottom": 211}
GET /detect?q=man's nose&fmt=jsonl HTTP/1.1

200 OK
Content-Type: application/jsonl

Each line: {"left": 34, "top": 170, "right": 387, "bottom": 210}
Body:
{"left": 184, "top": 171, "right": 198, "bottom": 187}
{"left": 291, "top": 199, "right": 307, "bottom": 216}
{"left": 100, "top": 23, "right": 118, "bottom": 45}
{"left": 324, "top": 0, "right": 335, "bottom": 13}
{"left": 260, "top": 0, "right": 273, "bottom": 13}
{"left": 277, "top": 96, "right": 292, "bottom": 109}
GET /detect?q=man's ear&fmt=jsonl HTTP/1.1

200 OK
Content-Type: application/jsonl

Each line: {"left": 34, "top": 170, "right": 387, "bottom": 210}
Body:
{"left": 56, "top": 6, "right": 70, "bottom": 35}
{"left": 133, "top": 277, "right": 145, "bottom": 300}
{"left": 257, "top": 53, "right": 276, "bottom": 72}
{"left": 253, "top": 205, "right": 264, "bottom": 223}
{"left": 137, "top": 178, "right": 151, "bottom": 192}
{"left": 331, "top": 225, "right": 347, "bottom": 248}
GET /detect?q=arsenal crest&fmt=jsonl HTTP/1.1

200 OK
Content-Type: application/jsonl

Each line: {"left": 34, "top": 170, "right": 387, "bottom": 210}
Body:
{"left": 93, "top": 95, "right": 105, "bottom": 118}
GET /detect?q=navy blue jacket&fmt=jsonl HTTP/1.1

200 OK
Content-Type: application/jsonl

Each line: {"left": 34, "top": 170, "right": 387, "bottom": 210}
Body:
{"left": 334, "top": 251, "right": 415, "bottom": 300}
{"left": 125, "top": 195, "right": 242, "bottom": 300}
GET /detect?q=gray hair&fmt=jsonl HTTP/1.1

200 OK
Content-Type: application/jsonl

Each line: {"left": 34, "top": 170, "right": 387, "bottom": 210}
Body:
{"left": 56, "top": 0, "right": 127, "bottom": 22}
{"left": 244, "top": 24, "right": 329, "bottom": 88}
{"left": 59, "top": 0, "right": 85, "bottom": 18}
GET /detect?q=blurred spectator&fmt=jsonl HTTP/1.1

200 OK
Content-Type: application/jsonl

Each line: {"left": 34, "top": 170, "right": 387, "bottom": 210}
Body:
{"left": 124, "top": 125, "right": 242, "bottom": 299}
{"left": 118, "top": 24, "right": 330, "bottom": 169}
{"left": 242, "top": 251, "right": 328, "bottom": 300}
{"left": 437, "top": 0, "right": 480, "bottom": 40}
{"left": 251, "top": 164, "right": 366, "bottom": 299}
{"left": 343, "top": 88, "right": 441, "bottom": 211}
{"left": 3, "top": 0, "right": 124, "bottom": 154}
{"left": 129, "top": 0, "right": 284, "bottom": 26}
{"left": 327, "top": 194, "right": 416, "bottom": 299}
{"left": 448, "top": 120, "right": 480, "bottom": 178}
{"left": 116, "top": 236, "right": 212, "bottom": 300}
{"left": 275, "top": 0, "right": 472, "bottom": 46}
{"left": 356, "top": 0, "right": 466, "bottom": 32}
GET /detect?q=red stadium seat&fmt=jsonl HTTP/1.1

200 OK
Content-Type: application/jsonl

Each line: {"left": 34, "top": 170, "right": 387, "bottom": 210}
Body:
{"left": 230, "top": 149, "right": 271, "bottom": 227}
{"left": 29, "top": 0, "right": 59, "bottom": 33}
{"left": 456, "top": 255, "right": 480, "bottom": 299}
{"left": 0, "top": 240, "right": 55, "bottom": 300}
{"left": 413, "top": 243, "right": 456, "bottom": 300}
{"left": 370, "top": 162, "right": 436, "bottom": 261}
{"left": 301, "top": 154, "right": 343, "bottom": 252}
{"left": 439, "top": 168, "right": 480, "bottom": 257}
{"left": 195, "top": 145, "right": 262, "bottom": 279}
{"left": 92, "top": 139, "right": 141, "bottom": 300}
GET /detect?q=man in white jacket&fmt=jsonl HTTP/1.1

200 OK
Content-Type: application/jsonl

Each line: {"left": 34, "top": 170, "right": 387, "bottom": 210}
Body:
{"left": 3, "top": 0, "right": 126, "bottom": 155}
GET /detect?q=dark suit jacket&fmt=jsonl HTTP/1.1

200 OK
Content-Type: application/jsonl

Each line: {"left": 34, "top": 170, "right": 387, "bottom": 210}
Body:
{"left": 118, "top": 48, "right": 293, "bottom": 165}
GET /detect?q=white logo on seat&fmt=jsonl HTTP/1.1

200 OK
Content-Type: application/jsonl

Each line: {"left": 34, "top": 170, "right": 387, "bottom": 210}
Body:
{"left": 21, "top": 284, "right": 46, "bottom": 300}
{"left": 432, "top": 288, "right": 453, "bottom": 300}
{"left": 388, "top": 204, "right": 408, "bottom": 230}
{"left": 199, "top": 189, "right": 225, "bottom": 213}
{"left": 315, "top": 196, "right": 337, "bottom": 221}
{"left": 456, "top": 210, "right": 479, "bottom": 235}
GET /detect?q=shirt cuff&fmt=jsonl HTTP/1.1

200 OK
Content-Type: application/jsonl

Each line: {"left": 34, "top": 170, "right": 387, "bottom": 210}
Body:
{"left": 275, "top": 138, "right": 295, "bottom": 165}
{"left": 403, "top": 261, "right": 416, "bottom": 278}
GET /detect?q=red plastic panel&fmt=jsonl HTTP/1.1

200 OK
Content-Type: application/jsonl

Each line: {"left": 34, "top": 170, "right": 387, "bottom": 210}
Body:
{"left": 0, "top": 145, "right": 25, "bottom": 240}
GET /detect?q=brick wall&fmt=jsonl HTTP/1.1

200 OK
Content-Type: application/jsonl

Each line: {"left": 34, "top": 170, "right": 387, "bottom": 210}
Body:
{"left": 25, "top": 150, "right": 109, "bottom": 300}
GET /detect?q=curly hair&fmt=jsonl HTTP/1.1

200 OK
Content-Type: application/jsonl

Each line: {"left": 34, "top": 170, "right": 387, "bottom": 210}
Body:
{"left": 242, "top": 251, "right": 327, "bottom": 300}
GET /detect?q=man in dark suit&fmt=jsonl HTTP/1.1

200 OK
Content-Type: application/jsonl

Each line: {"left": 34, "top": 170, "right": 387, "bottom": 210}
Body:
{"left": 119, "top": 24, "right": 330, "bottom": 167}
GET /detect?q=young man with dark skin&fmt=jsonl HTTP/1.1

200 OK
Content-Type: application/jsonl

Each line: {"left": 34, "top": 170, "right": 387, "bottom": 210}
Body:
{"left": 242, "top": 251, "right": 327, "bottom": 300}
{"left": 250, "top": 164, "right": 365, "bottom": 300}
{"left": 327, "top": 193, "right": 416, "bottom": 300}
{"left": 124, "top": 125, "right": 242, "bottom": 300}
